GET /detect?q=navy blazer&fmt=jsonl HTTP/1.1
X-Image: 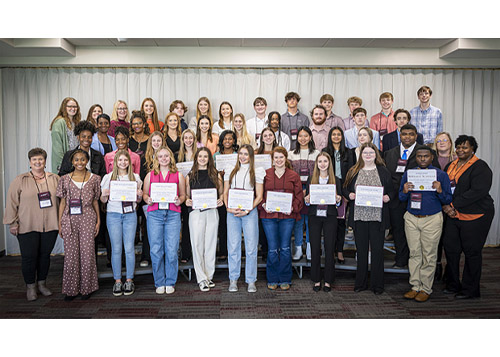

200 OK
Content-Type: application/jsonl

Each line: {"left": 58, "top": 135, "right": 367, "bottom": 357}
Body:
{"left": 382, "top": 130, "right": 424, "bottom": 152}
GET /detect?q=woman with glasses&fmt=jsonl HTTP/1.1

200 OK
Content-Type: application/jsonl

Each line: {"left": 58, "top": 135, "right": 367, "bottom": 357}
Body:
{"left": 109, "top": 100, "right": 130, "bottom": 138}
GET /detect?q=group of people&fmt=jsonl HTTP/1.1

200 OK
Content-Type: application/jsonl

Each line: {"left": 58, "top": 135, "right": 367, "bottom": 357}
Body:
{"left": 3, "top": 85, "right": 494, "bottom": 303}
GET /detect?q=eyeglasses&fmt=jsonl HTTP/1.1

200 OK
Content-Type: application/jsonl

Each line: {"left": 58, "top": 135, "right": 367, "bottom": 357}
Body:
{"left": 66, "top": 105, "right": 78, "bottom": 109}
{"left": 437, "top": 139, "right": 449, "bottom": 143}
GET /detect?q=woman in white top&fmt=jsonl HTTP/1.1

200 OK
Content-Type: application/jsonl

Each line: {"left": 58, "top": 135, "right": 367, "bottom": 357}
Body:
{"left": 188, "top": 97, "right": 213, "bottom": 133}
{"left": 100, "top": 150, "right": 143, "bottom": 297}
{"left": 212, "top": 101, "right": 234, "bottom": 135}
{"left": 268, "top": 111, "right": 291, "bottom": 151}
{"left": 233, "top": 113, "right": 256, "bottom": 148}
{"left": 224, "top": 144, "right": 265, "bottom": 293}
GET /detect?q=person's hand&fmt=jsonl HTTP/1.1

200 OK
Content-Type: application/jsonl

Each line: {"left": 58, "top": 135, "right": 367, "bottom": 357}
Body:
{"left": 262, "top": 203, "right": 273, "bottom": 214}
{"left": 448, "top": 209, "right": 457, "bottom": 218}
{"left": 304, "top": 195, "right": 310, "bottom": 204}
{"left": 234, "top": 208, "right": 248, "bottom": 217}
{"left": 174, "top": 196, "right": 180, "bottom": 206}
{"left": 336, "top": 195, "right": 342, "bottom": 204}
{"left": 216, "top": 199, "right": 224, "bottom": 207}
{"left": 403, "top": 182, "right": 414, "bottom": 194}
{"left": 186, "top": 198, "right": 193, "bottom": 207}
{"left": 102, "top": 188, "right": 110, "bottom": 197}
{"left": 9, "top": 226, "right": 19, "bottom": 236}
{"left": 432, "top": 181, "right": 442, "bottom": 194}
{"left": 349, "top": 192, "right": 356, "bottom": 200}
{"left": 59, "top": 223, "right": 63, "bottom": 239}
{"left": 146, "top": 197, "right": 153, "bottom": 206}
{"left": 94, "top": 222, "right": 100, "bottom": 237}
{"left": 137, "top": 189, "right": 143, "bottom": 200}
{"left": 383, "top": 194, "right": 390, "bottom": 203}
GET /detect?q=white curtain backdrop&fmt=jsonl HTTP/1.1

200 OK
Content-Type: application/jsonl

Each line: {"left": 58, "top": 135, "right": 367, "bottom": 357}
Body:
{"left": 2, "top": 67, "right": 499, "bottom": 253}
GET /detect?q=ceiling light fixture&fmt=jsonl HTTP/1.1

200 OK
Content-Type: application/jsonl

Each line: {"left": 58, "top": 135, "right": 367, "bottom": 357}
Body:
{"left": 117, "top": 38, "right": 128, "bottom": 43}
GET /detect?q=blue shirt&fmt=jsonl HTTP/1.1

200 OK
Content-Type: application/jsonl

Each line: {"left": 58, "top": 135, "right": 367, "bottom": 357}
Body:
{"left": 399, "top": 165, "right": 452, "bottom": 215}
{"left": 409, "top": 105, "right": 443, "bottom": 144}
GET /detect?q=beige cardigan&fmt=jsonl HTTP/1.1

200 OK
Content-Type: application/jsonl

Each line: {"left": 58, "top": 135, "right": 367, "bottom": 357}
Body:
{"left": 3, "top": 172, "right": 60, "bottom": 234}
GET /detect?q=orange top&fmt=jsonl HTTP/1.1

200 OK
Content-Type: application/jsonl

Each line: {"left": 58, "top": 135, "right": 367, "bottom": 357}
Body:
{"left": 147, "top": 119, "right": 164, "bottom": 134}
{"left": 447, "top": 155, "right": 483, "bottom": 221}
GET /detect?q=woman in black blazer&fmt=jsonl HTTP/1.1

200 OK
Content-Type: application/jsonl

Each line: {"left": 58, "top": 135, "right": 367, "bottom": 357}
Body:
{"left": 343, "top": 143, "right": 395, "bottom": 295}
{"left": 442, "top": 135, "right": 495, "bottom": 299}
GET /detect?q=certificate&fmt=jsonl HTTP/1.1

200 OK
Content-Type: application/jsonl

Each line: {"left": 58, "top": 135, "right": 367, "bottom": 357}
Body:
{"left": 150, "top": 183, "right": 177, "bottom": 203}
{"left": 110, "top": 181, "right": 138, "bottom": 202}
{"left": 191, "top": 188, "right": 218, "bottom": 210}
{"left": 355, "top": 185, "right": 383, "bottom": 208}
{"left": 228, "top": 189, "right": 254, "bottom": 210}
{"left": 215, "top": 154, "right": 238, "bottom": 171}
{"left": 176, "top": 161, "right": 193, "bottom": 178}
{"left": 407, "top": 169, "right": 437, "bottom": 191}
{"left": 266, "top": 191, "right": 293, "bottom": 214}
{"left": 254, "top": 154, "right": 272, "bottom": 170}
{"left": 310, "top": 184, "right": 337, "bottom": 205}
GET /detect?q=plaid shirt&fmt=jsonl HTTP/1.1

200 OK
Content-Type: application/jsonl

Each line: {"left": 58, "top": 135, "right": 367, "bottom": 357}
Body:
{"left": 409, "top": 105, "right": 443, "bottom": 144}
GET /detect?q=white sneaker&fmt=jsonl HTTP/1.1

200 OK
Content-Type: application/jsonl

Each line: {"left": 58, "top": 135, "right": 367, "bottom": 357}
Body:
{"left": 228, "top": 280, "right": 238, "bottom": 292}
{"left": 165, "top": 286, "right": 175, "bottom": 294}
{"left": 208, "top": 280, "right": 216, "bottom": 288}
{"left": 306, "top": 242, "right": 311, "bottom": 261}
{"left": 247, "top": 282, "right": 257, "bottom": 293}
{"left": 139, "top": 260, "right": 149, "bottom": 267}
{"left": 156, "top": 286, "right": 165, "bottom": 294}
{"left": 199, "top": 280, "right": 210, "bottom": 292}
{"left": 292, "top": 246, "right": 303, "bottom": 261}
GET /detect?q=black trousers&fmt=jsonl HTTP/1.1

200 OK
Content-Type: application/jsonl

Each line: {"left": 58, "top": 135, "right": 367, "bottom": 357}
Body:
{"left": 217, "top": 205, "right": 228, "bottom": 257}
{"left": 309, "top": 215, "right": 337, "bottom": 284}
{"left": 335, "top": 218, "right": 346, "bottom": 254}
{"left": 259, "top": 218, "right": 268, "bottom": 256}
{"left": 443, "top": 210, "right": 494, "bottom": 297}
{"left": 138, "top": 205, "right": 151, "bottom": 262}
{"left": 180, "top": 203, "right": 192, "bottom": 261}
{"left": 354, "top": 221, "right": 385, "bottom": 292}
{"left": 17, "top": 230, "right": 58, "bottom": 284}
{"left": 389, "top": 200, "right": 409, "bottom": 267}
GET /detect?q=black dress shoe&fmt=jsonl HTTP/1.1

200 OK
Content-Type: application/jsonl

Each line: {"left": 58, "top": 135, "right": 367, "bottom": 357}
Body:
{"left": 323, "top": 285, "right": 331, "bottom": 292}
{"left": 443, "top": 288, "right": 458, "bottom": 295}
{"left": 434, "top": 263, "right": 443, "bottom": 281}
{"left": 81, "top": 293, "right": 91, "bottom": 300}
{"left": 262, "top": 254, "right": 267, "bottom": 263}
{"left": 313, "top": 284, "right": 321, "bottom": 292}
{"left": 217, "top": 256, "right": 227, "bottom": 263}
{"left": 337, "top": 258, "right": 345, "bottom": 265}
{"left": 354, "top": 287, "right": 367, "bottom": 293}
{"left": 455, "top": 292, "right": 474, "bottom": 300}
{"left": 373, "top": 290, "right": 384, "bottom": 295}
{"left": 64, "top": 295, "right": 76, "bottom": 302}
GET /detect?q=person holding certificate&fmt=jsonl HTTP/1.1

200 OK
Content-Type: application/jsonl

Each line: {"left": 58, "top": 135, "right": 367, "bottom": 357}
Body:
{"left": 185, "top": 147, "right": 224, "bottom": 292}
{"left": 56, "top": 149, "right": 101, "bottom": 301}
{"left": 143, "top": 147, "right": 185, "bottom": 295}
{"left": 343, "top": 143, "right": 394, "bottom": 295}
{"left": 304, "top": 152, "right": 342, "bottom": 292}
{"left": 196, "top": 115, "right": 219, "bottom": 155}
{"left": 260, "top": 147, "right": 304, "bottom": 291}
{"left": 224, "top": 144, "right": 265, "bottom": 293}
{"left": 100, "top": 150, "right": 143, "bottom": 297}
{"left": 399, "top": 147, "right": 452, "bottom": 302}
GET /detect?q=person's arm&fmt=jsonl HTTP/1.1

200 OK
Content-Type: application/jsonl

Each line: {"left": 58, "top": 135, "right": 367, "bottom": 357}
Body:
{"left": 100, "top": 175, "right": 110, "bottom": 203}
{"left": 436, "top": 171, "right": 453, "bottom": 205}
{"left": 92, "top": 199, "right": 100, "bottom": 237}
{"left": 3, "top": 176, "right": 22, "bottom": 235}
{"left": 51, "top": 119, "right": 67, "bottom": 173}
{"left": 223, "top": 179, "right": 234, "bottom": 213}
{"left": 185, "top": 175, "right": 192, "bottom": 207}
{"left": 217, "top": 174, "right": 224, "bottom": 207}
{"left": 452, "top": 161, "right": 492, "bottom": 209}
{"left": 142, "top": 172, "right": 153, "bottom": 205}
{"left": 291, "top": 172, "right": 304, "bottom": 214}
{"left": 58, "top": 151, "right": 73, "bottom": 177}
{"left": 176, "top": 173, "right": 186, "bottom": 206}
{"left": 58, "top": 197, "right": 66, "bottom": 238}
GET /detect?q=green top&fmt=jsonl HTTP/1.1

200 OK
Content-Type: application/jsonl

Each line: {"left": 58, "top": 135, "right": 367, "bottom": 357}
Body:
{"left": 51, "top": 118, "right": 69, "bottom": 173}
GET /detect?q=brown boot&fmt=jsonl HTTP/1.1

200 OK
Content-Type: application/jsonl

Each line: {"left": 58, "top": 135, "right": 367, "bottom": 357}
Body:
{"left": 37, "top": 280, "right": 53, "bottom": 296}
{"left": 26, "top": 283, "right": 38, "bottom": 301}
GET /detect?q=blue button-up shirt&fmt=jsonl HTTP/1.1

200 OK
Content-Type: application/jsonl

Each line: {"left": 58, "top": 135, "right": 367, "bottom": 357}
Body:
{"left": 409, "top": 105, "right": 443, "bottom": 144}
{"left": 399, "top": 165, "right": 452, "bottom": 215}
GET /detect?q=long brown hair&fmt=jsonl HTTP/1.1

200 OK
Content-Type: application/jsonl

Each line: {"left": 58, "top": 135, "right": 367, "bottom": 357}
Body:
{"left": 49, "top": 97, "right": 81, "bottom": 130}
{"left": 145, "top": 131, "right": 165, "bottom": 172}
{"left": 189, "top": 147, "right": 221, "bottom": 193}
{"left": 271, "top": 146, "right": 293, "bottom": 169}
{"left": 152, "top": 146, "right": 178, "bottom": 175}
{"left": 196, "top": 115, "right": 215, "bottom": 144}
{"left": 130, "top": 110, "right": 150, "bottom": 137}
{"left": 310, "top": 152, "right": 336, "bottom": 185}
{"left": 178, "top": 129, "right": 196, "bottom": 162}
{"left": 344, "top": 143, "right": 385, "bottom": 187}
{"left": 141, "top": 97, "right": 161, "bottom": 132}
{"left": 229, "top": 144, "right": 256, "bottom": 188}
{"left": 196, "top": 97, "right": 212, "bottom": 122}
{"left": 86, "top": 104, "right": 103, "bottom": 127}
{"left": 218, "top": 101, "right": 234, "bottom": 130}
{"left": 257, "top": 127, "right": 277, "bottom": 154}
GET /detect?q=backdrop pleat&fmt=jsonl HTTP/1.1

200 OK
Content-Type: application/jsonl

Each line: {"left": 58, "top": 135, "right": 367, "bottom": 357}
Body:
{"left": 1, "top": 67, "right": 498, "bottom": 253}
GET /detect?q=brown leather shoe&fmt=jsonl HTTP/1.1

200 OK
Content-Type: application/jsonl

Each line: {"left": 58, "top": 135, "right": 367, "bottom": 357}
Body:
{"left": 415, "top": 291, "right": 430, "bottom": 302}
{"left": 404, "top": 290, "right": 419, "bottom": 299}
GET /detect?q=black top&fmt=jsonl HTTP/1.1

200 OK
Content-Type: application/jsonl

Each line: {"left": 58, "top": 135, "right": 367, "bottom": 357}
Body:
{"left": 166, "top": 135, "right": 181, "bottom": 162}
{"left": 382, "top": 130, "right": 424, "bottom": 152}
{"left": 129, "top": 138, "right": 149, "bottom": 181}
{"left": 190, "top": 170, "right": 216, "bottom": 190}
{"left": 58, "top": 147, "right": 106, "bottom": 178}
{"left": 305, "top": 175, "right": 342, "bottom": 216}
{"left": 101, "top": 142, "right": 113, "bottom": 155}
{"left": 444, "top": 159, "right": 494, "bottom": 215}
{"left": 322, "top": 147, "right": 350, "bottom": 184}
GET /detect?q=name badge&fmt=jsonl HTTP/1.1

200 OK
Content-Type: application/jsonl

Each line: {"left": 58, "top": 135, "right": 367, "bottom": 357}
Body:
{"left": 122, "top": 201, "right": 134, "bottom": 214}
{"left": 38, "top": 192, "right": 52, "bottom": 209}
{"left": 396, "top": 159, "right": 408, "bottom": 173}
{"left": 450, "top": 179, "right": 456, "bottom": 194}
{"left": 290, "top": 129, "right": 298, "bottom": 141}
{"left": 410, "top": 193, "right": 422, "bottom": 210}
{"left": 316, "top": 205, "right": 327, "bottom": 217}
{"left": 300, "top": 168, "right": 309, "bottom": 183}
{"left": 69, "top": 198, "right": 82, "bottom": 215}
{"left": 379, "top": 128, "right": 388, "bottom": 136}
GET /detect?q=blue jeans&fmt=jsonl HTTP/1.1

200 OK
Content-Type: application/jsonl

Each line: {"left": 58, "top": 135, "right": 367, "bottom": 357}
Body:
{"left": 261, "top": 218, "right": 295, "bottom": 285}
{"left": 147, "top": 209, "right": 181, "bottom": 287}
{"left": 293, "top": 214, "right": 309, "bottom": 247}
{"left": 227, "top": 209, "right": 259, "bottom": 283}
{"left": 107, "top": 212, "right": 137, "bottom": 280}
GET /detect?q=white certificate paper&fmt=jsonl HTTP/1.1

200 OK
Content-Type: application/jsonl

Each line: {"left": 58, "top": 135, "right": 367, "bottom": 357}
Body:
{"left": 266, "top": 191, "right": 293, "bottom": 214}
{"left": 254, "top": 154, "right": 272, "bottom": 170}
{"left": 176, "top": 161, "right": 193, "bottom": 178}
{"left": 310, "top": 184, "right": 337, "bottom": 205}
{"left": 355, "top": 185, "right": 383, "bottom": 208}
{"left": 150, "top": 183, "right": 177, "bottom": 203}
{"left": 228, "top": 189, "right": 254, "bottom": 210}
{"left": 110, "top": 181, "right": 138, "bottom": 202}
{"left": 407, "top": 169, "right": 437, "bottom": 191}
{"left": 191, "top": 188, "right": 218, "bottom": 210}
{"left": 215, "top": 154, "right": 238, "bottom": 171}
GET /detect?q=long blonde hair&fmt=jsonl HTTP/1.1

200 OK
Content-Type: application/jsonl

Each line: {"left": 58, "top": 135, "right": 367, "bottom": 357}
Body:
{"left": 234, "top": 113, "right": 253, "bottom": 146}
{"left": 178, "top": 129, "right": 196, "bottom": 162}
{"left": 152, "top": 146, "right": 178, "bottom": 175}
{"left": 344, "top": 143, "right": 385, "bottom": 187}
{"left": 145, "top": 131, "right": 165, "bottom": 172}
{"left": 111, "top": 150, "right": 136, "bottom": 181}
{"left": 111, "top": 100, "right": 130, "bottom": 122}
{"left": 49, "top": 97, "right": 81, "bottom": 130}
{"left": 196, "top": 97, "right": 212, "bottom": 123}
{"left": 310, "top": 152, "right": 336, "bottom": 185}
{"left": 433, "top": 131, "right": 455, "bottom": 163}
{"left": 229, "top": 144, "right": 256, "bottom": 188}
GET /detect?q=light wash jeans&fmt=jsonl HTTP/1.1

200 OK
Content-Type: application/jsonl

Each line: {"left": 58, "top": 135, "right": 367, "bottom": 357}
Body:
{"left": 227, "top": 208, "right": 259, "bottom": 283}
{"left": 293, "top": 214, "right": 309, "bottom": 247}
{"left": 107, "top": 212, "right": 137, "bottom": 280}
{"left": 147, "top": 209, "right": 181, "bottom": 287}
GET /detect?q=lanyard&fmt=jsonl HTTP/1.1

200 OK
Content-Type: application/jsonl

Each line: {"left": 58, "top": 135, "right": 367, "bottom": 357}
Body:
{"left": 233, "top": 166, "right": 249, "bottom": 190}
{"left": 30, "top": 171, "right": 49, "bottom": 193}
{"left": 69, "top": 170, "right": 87, "bottom": 202}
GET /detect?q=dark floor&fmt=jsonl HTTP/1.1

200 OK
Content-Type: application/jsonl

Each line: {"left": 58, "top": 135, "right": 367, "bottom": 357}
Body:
{"left": 1, "top": 247, "right": 500, "bottom": 319}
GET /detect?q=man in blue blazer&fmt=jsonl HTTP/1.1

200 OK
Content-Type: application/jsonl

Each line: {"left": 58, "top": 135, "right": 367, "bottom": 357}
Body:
{"left": 345, "top": 107, "right": 380, "bottom": 149}
{"left": 382, "top": 109, "right": 424, "bottom": 152}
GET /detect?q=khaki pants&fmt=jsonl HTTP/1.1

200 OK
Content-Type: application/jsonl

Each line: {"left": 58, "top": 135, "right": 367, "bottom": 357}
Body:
{"left": 189, "top": 209, "right": 219, "bottom": 284}
{"left": 404, "top": 211, "right": 443, "bottom": 294}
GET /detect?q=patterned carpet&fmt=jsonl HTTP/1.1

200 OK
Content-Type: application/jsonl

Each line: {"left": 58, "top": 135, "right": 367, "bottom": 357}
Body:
{"left": 1, "top": 247, "right": 500, "bottom": 319}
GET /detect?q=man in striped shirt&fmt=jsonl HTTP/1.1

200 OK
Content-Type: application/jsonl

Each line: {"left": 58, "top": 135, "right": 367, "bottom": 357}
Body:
{"left": 409, "top": 86, "right": 443, "bottom": 145}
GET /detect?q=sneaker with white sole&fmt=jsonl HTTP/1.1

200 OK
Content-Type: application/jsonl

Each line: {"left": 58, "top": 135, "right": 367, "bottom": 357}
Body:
{"left": 292, "top": 246, "right": 303, "bottom": 261}
{"left": 306, "top": 242, "right": 311, "bottom": 261}
{"left": 165, "top": 286, "right": 175, "bottom": 294}
{"left": 139, "top": 260, "right": 149, "bottom": 267}
{"left": 247, "top": 282, "right": 257, "bottom": 293}
{"left": 156, "top": 286, "right": 166, "bottom": 294}
{"left": 208, "top": 280, "right": 215, "bottom": 288}
{"left": 113, "top": 282, "right": 123, "bottom": 296}
{"left": 199, "top": 280, "right": 210, "bottom": 292}
{"left": 228, "top": 280, "right": 238, "bottom": 292}
{"left": 123, "top": 281, "right": 135, "bottom": 296}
